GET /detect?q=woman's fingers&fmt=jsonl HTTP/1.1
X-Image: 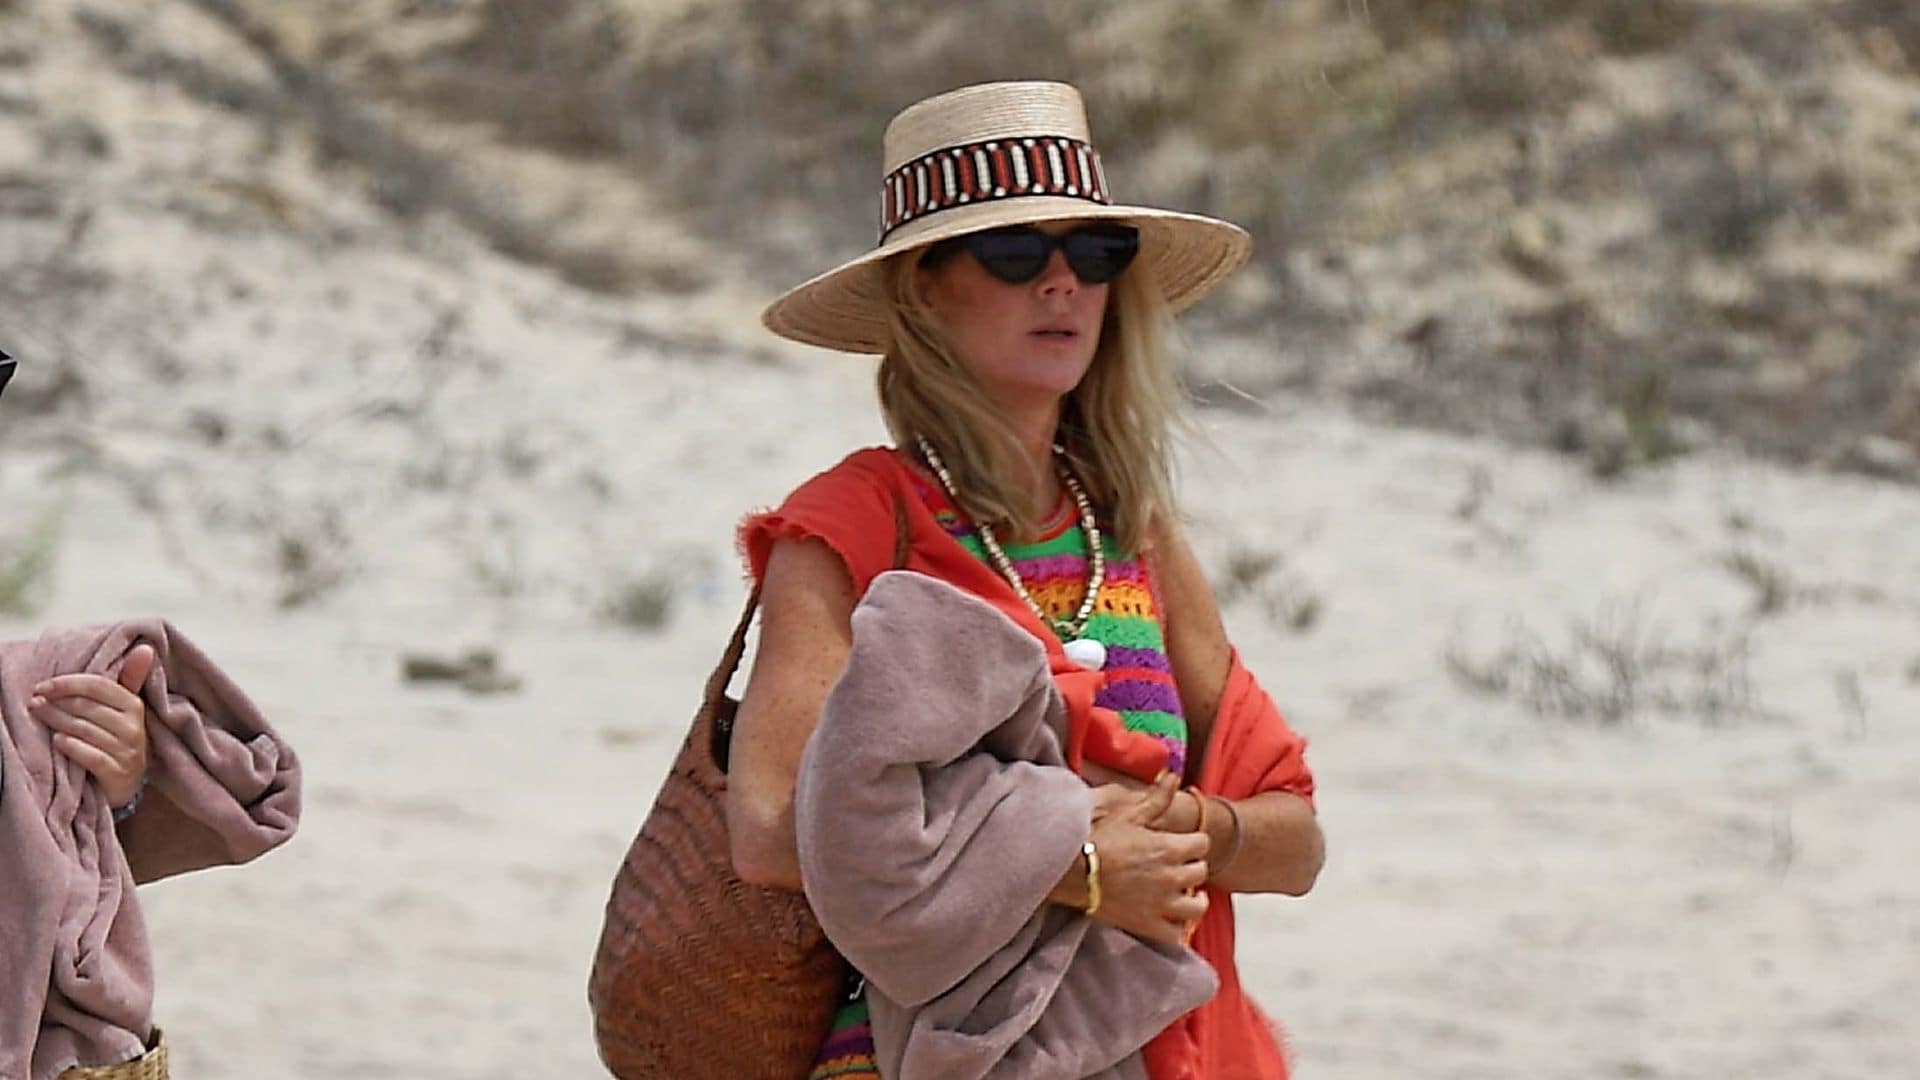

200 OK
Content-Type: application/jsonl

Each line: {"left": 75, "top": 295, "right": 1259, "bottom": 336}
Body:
{"left": 1164, "top": 891, "right": 1208, "bottom": 925}
{"left": 52, "top": 731, "right": 121, "bottom": 776}
{"left": 116, "top": 644, "right": 158, "bottom": 694}
{"left": 1160, "top": 828, "right": 1210, "bottom": 865}
{"left": 1083, "top": 814, "right": 1216, "bottom": 945}
{"left": 31, "top": 673, "right": 143, "bottom": 715}
{"left": 1123, "top": 771, "right": 1180, "bottom": 826}
{"left": 1170, "top": 858, "right": 1209, "bottom": 892}
{"left": 52, "top": 729, "right": 142, "bottom": 808}
{"left": 1092, "top": 773, "right": 1175, "bottom": 824}
{"left": 33, "top": 693, "right": 147, "bottom": 808}
{"left": 1089, "top": 783, "right": 1138, "bottom": 821}
{"left": 44, "top": 710, "right": 136, "bottom": 770}
{"left": 31, "top": 694, "right": 137, "bottom": 742}
{"left": 32, "top": 700, "right": 121, "bottom": 749}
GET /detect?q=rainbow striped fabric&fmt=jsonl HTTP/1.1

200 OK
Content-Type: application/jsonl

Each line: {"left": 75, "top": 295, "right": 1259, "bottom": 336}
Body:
{"left": 908, "top": 468, "right": 1190, "bottom": 775}
{"left": 807, "top": 993, "right": 879, "bottom": 1079}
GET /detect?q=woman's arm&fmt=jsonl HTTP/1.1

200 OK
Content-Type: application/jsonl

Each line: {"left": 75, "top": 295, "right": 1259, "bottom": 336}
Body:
{"left": 1150, "top": 517, "right": 1326, "bottom": 897}
{"left": 726, "top": 537, "right": 858, "bottom": 890}
{"left": 1197, "top": 790, "right": 1323, "bottom": 896}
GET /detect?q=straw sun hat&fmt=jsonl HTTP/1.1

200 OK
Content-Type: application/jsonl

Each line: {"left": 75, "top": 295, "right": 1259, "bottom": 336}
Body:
{"left": 761, "top": 80, "right": 1253, "bottom": 354}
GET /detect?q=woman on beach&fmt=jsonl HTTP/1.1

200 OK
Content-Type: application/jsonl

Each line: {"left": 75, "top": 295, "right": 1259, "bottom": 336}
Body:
{"left": 728, "top": 81, "right": 1325, "bottom": 1079}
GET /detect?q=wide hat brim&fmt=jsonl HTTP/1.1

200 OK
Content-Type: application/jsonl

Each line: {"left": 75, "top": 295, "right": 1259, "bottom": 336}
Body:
{"left": 761, "top": 198, "right": 1253, "bottom": 355}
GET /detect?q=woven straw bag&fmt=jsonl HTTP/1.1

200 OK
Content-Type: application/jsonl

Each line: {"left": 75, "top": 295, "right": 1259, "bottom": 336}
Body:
{"left": 588, "top": 500, "right": 909, "bottom": 1078}
{"left": 59, "top": 1029, "right": 167, "bottom": 1080}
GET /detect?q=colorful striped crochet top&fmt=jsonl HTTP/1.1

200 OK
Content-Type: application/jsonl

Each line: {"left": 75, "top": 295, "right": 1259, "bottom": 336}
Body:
{"left": 904, "top": 465, "right": 1190, "bottom": 777}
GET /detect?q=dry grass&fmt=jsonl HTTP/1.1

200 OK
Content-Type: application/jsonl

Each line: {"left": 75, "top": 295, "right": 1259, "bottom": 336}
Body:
{"left": 1841, "top": 0, "right": 1920, "bottom": 72}
{"left": 603, "top": 574, "right": 676, "bottom": 633}
{"left": 1589, "top": 0, "right": 1696, "bottom": 55}
{"left": 275, "top": 518, "right": 350, "bottom": 610}
{"left": 81, "top": 0, "right": 691, "bottom": 295}
{"left": 352, "top": 0, "right": 1614, "bottom": 267}
{"left": 1719, "top": 549, "right": 1794, "bottom": 617}
{"left": 1216, "top": 545, "right": 1324, "bottom": 634}
{"left": 161, "top": 0, "right": 1920, "bottom": 480}
{"left": 1445, "top": 603, "right": 1764, "bottom": 727}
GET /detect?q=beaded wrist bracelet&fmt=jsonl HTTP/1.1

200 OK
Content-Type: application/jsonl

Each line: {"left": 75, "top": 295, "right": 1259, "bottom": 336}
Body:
{"left": 112, "top": 772, "right": 147, "bottom": 825}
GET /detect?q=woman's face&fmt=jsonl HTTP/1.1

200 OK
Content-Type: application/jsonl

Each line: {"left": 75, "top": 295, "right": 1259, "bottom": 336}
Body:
{"left": 918, "top": 220, "right": 1111, "bottom": 415}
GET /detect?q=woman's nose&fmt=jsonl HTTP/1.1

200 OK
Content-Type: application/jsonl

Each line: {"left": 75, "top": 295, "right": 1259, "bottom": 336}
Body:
{"left": 1035, "top": 248, "right": 1077, "bottom": 295}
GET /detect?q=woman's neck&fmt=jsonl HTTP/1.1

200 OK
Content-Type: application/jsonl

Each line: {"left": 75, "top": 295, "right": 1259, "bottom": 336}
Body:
{"left": 1004, "top": 400, "right": 1065, "bottom": 528}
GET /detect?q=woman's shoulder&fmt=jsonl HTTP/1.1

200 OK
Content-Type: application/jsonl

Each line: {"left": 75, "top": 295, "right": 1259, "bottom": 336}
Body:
{"left": 738, "top": 445, "right": 906, "bottom": 587}
{"left": 776, "top": 445, "right": 907, "bottom": 513}
{"left": 808, "top": 444, "right": 903, "bottom": 490}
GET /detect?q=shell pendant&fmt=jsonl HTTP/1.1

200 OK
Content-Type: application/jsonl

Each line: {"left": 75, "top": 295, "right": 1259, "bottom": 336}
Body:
{"left": 1063, "top": 637, "right": 1108, "bottom": 672}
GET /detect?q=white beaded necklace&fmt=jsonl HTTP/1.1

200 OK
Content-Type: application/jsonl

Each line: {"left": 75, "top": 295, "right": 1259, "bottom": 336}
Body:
{"left": 915, "top": 434, "right": 1110, "bottom": 671}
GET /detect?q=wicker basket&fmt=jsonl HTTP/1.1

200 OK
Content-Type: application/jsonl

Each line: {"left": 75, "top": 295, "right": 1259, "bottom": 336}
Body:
{"left": 587, "top": 498, "right": 909, "bottom": 1078}
{"left": 59, "top": 1028, "right": 167, "bottom": 1080}
{"left": 587, "top": 653, "right": 846, "bottom": 1078}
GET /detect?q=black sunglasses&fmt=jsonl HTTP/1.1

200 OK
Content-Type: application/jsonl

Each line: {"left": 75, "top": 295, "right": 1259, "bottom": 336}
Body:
{"left": 919, "top": 223, "right": 1140, "bottom": 286}
{"left": 0, "top": 350, "right": 13, "bottom": 402}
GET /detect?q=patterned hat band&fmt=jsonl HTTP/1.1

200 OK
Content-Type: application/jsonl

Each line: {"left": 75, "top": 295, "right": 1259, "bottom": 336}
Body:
{"left": 879, "top": 135, "right": 1112, "bottom": 240}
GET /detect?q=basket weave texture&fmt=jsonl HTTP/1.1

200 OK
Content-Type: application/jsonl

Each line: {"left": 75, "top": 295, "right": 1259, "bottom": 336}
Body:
{"left": 59, "top": 1028, "right": 167, "bottom": 1080}
{"left": 587, "top": 642, "right": 844, "bottom": 1078}
{"left": 588, "top": 500, "right": 909, "bottom": 1077}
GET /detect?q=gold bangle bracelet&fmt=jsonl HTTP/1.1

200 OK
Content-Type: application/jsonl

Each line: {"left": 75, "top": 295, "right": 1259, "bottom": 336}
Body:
{"left": 1081, "top": 839, "right": 1102, "bottom": 916}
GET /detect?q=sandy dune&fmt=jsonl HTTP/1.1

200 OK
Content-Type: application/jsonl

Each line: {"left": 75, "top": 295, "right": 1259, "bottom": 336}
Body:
{"left": 3, "top": 2, "right": 1918, "bottom": 1077}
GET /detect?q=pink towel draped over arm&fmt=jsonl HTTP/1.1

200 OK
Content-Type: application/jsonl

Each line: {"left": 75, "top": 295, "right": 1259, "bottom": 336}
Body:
{"left": 0, "top": 618, "right": 301, "bottom": 1080}
{"left": 795, "top": 572, "right": 1216, "bottom": 1080}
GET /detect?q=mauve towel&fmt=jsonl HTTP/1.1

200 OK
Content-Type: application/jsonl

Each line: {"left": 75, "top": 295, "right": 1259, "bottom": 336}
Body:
{"left": 0, "top": 619, "right": 301, "bottom": 1080}
{"left": 795, "top": 571, "right": 1217, "bottom": 1080}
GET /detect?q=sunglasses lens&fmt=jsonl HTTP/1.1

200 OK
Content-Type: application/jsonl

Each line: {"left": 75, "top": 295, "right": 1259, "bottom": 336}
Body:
{"left": 1063, "top": 226, "right": 1140, "bottom": 284}
{"left": 966, "top": 229, "right": 1051, "bottom": 284}
{"left": 944, "top": 225, "right": 1141, "bottom": 285}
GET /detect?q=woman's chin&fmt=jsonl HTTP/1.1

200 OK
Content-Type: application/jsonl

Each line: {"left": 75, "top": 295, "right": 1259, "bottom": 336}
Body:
{"left": 972, "top": 346, "right": 1098, "bottom": 408}
{"left": 1012, "top": 374, "right": 1093, "bottom": 403}
{"left": 1016, "top": 349, "right": 1097, "bottom": 388}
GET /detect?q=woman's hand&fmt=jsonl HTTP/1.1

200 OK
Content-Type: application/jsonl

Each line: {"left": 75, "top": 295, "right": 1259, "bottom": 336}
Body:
{"left": 30, "top": 644, "right": 157, "bottom": 810}
{"left": 1080, "top": 762, "right": 1202, "bottom": 833}
{"left": 1072, "top": 772, "right": 1210, "bottom": 945}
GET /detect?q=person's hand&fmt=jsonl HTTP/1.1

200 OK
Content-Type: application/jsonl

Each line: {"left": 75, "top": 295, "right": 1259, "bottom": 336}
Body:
{"left": 31, "top": 644, "right": 157, "bottom": 810}
{"left": 1083, "top": 772, "right": 1210, "bottom": 945}
{"left": 1083, "top": 762, "right": 1202, "bottom": 833}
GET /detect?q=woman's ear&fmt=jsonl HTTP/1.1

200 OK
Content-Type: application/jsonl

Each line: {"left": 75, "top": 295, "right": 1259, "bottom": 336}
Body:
{"left": 913, "top": 261, "right": 946, "bottom": 312}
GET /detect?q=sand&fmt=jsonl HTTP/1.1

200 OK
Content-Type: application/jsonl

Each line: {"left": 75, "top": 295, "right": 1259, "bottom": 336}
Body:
{"left": 3, "top": 2, "right": 1918, "bottom": 1077}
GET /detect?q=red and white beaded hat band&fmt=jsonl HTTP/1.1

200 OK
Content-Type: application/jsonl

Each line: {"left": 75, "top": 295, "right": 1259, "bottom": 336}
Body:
{"left": 761, "top": 81, "right": 1254, "bottom": 355}
{"left": 880, "top": 133, "right": 1114, "bottom": 235}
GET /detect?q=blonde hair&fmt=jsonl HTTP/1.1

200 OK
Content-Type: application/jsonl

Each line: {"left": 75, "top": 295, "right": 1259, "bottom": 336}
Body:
{"left": 876, "top": 245, "right": 1186, "bottom": 555}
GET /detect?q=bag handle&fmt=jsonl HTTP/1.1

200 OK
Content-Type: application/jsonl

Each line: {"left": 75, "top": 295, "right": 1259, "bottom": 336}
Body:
{"left": 707, "top": 493, "right": 912, "bottom": 768}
